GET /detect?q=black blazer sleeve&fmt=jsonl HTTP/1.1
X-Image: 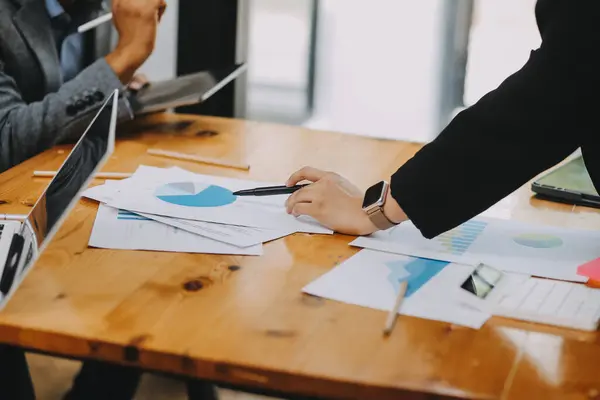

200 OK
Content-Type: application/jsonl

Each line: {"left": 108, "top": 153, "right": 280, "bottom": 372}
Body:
{"left": 390, "top": 1, "right": 600, "bottom": 239}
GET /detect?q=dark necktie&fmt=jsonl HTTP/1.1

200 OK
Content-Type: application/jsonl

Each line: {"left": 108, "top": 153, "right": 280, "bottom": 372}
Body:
{"left": 50, "top": 12, "right": 73, "bottom": 55}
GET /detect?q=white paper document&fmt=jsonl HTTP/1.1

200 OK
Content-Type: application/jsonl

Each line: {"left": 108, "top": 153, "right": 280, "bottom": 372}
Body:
{"left": 89, "top": 204, "right": 262, "bottom": 255}
{"left": 83, "top": 179, "right": 122, "bottom": 203}
{"left": 84, "top": 176, "right": 293, "bottom": 247}
{"left": 105, "top": 166, "right": 333, "bottom": 232}
{"left": 491, "top": 278, "right": 600, "bottom": 331}
{"left": 303, "top": 249, "right": 491, "bottom": 329}
{"left": 455, "top": 264, "right": 600, "bottom": 331}
{"left": 138, "top": 212, "right": 295, "bottom": 248}
{"left": 82, "top": 166, "right": 332, "bottom": 247}
{"left": 351, "top": 217, "right": 600, "bottom": 282}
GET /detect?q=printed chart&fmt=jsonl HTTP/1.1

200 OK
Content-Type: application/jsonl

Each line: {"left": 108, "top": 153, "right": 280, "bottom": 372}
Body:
{"left": 352, "top": 219, "right": 490, "bottom": 266}
{"left": 512, "top": 233, "right": 563, "bottom": 249}
{"left": 352, "top": 217, "right": 600, "bottom": 282}
{"left": 434, "top": 220, "right": 488, "bottom": 256}
{"left": 117, "top": 210, "right": 147, "bottom": 220}
{"left": 155, "top": 182, "right": 236, "bottom": 208}
{"left": 108, "top": 173, "right": 289, "bottom": 229}
{"left": 386, "top": 258, "right": 450, "bottom": 297}
{"left": 106, "top": 167, "right": 333, "bottom": 232}
{"left": 302, "top": 250, "right": 490, "bottom": 329}
{"left": 90, "top": 205, "right": 262, "bottom": 256}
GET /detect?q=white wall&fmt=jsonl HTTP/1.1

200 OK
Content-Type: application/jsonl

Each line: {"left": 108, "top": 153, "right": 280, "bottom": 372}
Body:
{"left": 248, "top": 0, "right": 311, "bottom": 90}
{"left": 305, "top": 0, "right": 445, "bottom": 142}
{"left": 141, "top": 0, "right": 446, "bottom": 142}
{"left": 465, "top": 0, "right": 540, "bottom": 105}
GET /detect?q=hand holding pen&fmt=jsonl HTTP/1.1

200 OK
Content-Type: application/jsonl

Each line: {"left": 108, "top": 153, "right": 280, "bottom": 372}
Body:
{"left": 234, "top": 167, "right": 376, "bottom": 235}
{"left": 284, "top": 167, "right": 379, "bottom": 236}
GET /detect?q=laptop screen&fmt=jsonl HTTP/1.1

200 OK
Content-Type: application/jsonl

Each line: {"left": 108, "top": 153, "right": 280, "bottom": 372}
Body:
{"left": 0, "top": 91, "right": 118, "bottom": 303}
{"left": 27, "top": 91, "right": 118, "bottom": 250}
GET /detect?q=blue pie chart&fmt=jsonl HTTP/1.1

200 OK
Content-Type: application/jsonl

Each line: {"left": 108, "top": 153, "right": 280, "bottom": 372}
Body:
{"left": 155, "top": 182, "right": 236, "bottom": 208}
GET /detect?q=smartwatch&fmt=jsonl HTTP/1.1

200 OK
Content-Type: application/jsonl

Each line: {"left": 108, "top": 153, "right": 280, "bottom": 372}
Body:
{"left": 362, "top": 181, "right": 397, "bottom": 231}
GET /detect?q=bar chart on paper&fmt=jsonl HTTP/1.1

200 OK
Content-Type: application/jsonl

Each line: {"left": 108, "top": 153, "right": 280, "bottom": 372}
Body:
{"left": 351, "top": 219, "right": 489, "bottom": 265}
{"left": 90, "top": 205, "right": 263, "bottom": 256}
{"left": 117, "top": 210, "right": 148, "bottom": 221}
{"left": 432, "top": 220, "right": 488, "bottom": 256}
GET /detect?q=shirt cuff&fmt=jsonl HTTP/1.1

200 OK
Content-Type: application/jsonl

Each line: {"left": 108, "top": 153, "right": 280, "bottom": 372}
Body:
{"left": 91, "top": 58, "right": 134, "bottom": 122}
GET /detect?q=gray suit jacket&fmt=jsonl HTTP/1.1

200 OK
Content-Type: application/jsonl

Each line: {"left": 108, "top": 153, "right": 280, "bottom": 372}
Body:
{"left": 0, "top": 0, "right": 131, "bottom": 173}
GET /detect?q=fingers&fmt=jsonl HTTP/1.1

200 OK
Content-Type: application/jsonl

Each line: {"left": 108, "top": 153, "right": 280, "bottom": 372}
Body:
{"left": 113, "top": 0, "right": 163, "bottom": 20}
{"left": 285, "top": 185, "right": 318, "bottom": 213}
{"left": 286, "top": 166, "right": 328, "bottom": 186}
{"left": 290, "top": 203, "right": 318, "bottom": 218}
{"left": 128, "top": 74, "right": 150, "bottom": 91}
{"left": 136, "top": 73, "right": 149, "bottom": 84}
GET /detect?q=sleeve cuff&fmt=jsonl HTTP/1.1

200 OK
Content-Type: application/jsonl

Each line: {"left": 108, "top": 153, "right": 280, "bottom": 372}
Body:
{"left": 91, "top": 59, "right": 134, "bottom": 122}
{"left": 389, "top": 157, "right": 441, "bottom": 240}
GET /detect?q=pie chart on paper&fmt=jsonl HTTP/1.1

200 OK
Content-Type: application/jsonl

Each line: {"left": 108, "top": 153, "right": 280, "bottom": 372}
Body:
{"left": 513, "top": 233, "right": 563, "bottom": 249}
{"left": 154, "top": 182, "right": 236, "bottom": 208}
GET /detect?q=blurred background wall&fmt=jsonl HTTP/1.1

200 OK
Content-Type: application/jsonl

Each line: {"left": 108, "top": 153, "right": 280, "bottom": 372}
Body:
{"left": 139, "top": 0, "right": 541, "bottom": 143}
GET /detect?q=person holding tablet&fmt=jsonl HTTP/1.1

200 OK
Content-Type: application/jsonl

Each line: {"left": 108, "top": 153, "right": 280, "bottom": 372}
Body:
{"left": 0, "top": 1, "right": 205, "bottom": 399}
{"left": 0, "top": 0, "right": 165, "bottom": 173}
{"left": 285, "top": 0, "right": 600, "bottom": 238}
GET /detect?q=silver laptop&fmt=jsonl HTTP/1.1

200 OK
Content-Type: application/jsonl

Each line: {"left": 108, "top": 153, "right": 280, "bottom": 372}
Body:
{"left": 0, "top": 90, "right": 118, "bottom": 309}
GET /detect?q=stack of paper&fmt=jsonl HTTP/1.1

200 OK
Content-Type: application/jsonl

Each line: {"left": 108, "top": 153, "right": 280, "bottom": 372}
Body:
{"left": 83, "top": 166, "right": 333, "bottom": 255}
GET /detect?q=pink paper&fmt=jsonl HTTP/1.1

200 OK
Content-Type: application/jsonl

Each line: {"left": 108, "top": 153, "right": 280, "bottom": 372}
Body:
{"left": 578, "top": 257, "right": 600, "bottom": 280}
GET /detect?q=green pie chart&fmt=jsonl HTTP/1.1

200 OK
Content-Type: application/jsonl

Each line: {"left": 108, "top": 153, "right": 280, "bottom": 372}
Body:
{"left": 513, "top": 233, "right": 563, "bottom": 249}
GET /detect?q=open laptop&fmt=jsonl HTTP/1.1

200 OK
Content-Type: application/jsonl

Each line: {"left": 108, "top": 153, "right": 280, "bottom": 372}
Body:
{"left": 0, "top": 90, "right": 118, "bottom": 309}
{"left": 531, "top": 155, "right": 600, "bottom": 208}
{"left": 127, "top": 64, "right": 247, "bottom": 115}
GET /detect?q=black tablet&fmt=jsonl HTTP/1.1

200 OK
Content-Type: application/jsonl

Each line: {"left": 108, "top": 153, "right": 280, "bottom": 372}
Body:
{"left": 531, "top": 155, "right": 600, "bottom": 208}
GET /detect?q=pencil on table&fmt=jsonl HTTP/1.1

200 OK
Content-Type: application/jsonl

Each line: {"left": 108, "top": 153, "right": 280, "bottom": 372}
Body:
{"left": 33, "top": 171, "right": 132, "bottom": 180}
{"left": 383, "top": 280, "right": 408, "bottom": 336}
{"left": 147, "top": 149, "right": 250, "bottom": 171}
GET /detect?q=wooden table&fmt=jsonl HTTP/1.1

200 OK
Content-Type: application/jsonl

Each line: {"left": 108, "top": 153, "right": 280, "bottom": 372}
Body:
{"left": 1, "top": 114, "right": 600, "bottom": 400}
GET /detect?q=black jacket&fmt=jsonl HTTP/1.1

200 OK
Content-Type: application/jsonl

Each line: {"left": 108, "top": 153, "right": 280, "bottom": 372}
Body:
{"left": 391, "top": 0, "right": 600, "bottom": 238}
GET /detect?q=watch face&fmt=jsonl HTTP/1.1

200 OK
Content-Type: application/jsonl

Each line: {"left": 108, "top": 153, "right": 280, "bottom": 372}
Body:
{"left": 362, "top": 181, "right": 386, "bottom": 209}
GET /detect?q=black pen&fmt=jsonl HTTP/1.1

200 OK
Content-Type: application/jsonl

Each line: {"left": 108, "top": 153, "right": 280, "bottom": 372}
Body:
{"left": 233, "top": 184, "right": 309, "bottom": 197}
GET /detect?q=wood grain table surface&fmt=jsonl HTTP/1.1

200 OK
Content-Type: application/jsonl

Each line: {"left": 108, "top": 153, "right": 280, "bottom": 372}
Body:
{"left": 0, "top": 113, "right": 600, "bottom": 400}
